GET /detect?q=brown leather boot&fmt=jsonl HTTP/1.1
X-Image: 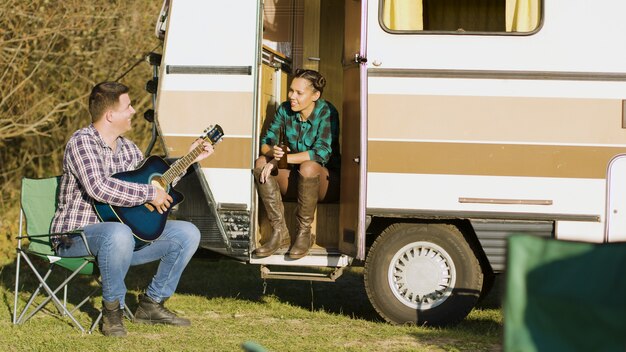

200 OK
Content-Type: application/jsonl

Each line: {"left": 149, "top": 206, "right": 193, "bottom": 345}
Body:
{"left": 101, "top": 299, "right": 127, "bottom": 337}
{"left": 253, "top": 167, "right": 290, "bottom": 257}
{"left": 289, "top": 174, "right": 319, "bottom": 259}
{"left": 134, "top": 294, "right": 191, "bottom": 326}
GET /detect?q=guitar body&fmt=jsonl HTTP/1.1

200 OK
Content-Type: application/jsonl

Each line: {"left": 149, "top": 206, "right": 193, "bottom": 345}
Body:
{"left": 94, "top": 155, "right": 184, "bottom": 249}
{"left": 93, "top": 124, "right": 223, "bottom": 250}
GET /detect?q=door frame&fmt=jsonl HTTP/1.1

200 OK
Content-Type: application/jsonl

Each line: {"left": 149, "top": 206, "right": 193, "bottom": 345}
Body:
{"left": 339, "top": 0, "right": 368, "bottom": 260}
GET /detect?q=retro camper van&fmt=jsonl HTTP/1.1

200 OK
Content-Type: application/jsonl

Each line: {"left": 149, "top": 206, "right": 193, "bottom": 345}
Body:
{"left": 147, "top": 0, "right": 626, "bottom": 325}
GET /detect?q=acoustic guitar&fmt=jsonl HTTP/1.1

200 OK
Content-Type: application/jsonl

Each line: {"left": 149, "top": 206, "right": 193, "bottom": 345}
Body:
{"left": 94, "top": 125, "right": 224, "bottom": 248}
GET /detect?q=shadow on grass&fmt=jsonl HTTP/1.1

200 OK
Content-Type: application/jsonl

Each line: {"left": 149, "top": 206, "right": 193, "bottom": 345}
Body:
{"left": 1, "top": 257, "right": 104, "bottom": 327}
{"left": 1, "top": 251, "right": 504, "bottom": 333}
{"left": 132, "top": 253, "right": 383, "bottom": 322}
{"left": 0, "top": 251, "right": 382, "bottom": 326}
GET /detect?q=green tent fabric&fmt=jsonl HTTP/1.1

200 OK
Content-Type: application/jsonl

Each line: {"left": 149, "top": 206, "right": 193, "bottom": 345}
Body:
{"left": 504, "top": 235, "right": 626, "bottom": 351}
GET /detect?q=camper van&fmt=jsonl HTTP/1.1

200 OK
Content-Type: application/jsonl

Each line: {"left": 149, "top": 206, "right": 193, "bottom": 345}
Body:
{"left": 147, "top": 0, "right": 626, "bottom": 325}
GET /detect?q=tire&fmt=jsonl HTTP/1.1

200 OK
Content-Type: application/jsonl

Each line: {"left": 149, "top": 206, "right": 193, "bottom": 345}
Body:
{"left": 364, "top": 223, "right": 483, "bottom": 326}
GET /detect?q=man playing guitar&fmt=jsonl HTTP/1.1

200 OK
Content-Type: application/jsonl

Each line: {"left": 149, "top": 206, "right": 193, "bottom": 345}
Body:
{"left": 51, "top": 81, "right": 214, "bottom": 337}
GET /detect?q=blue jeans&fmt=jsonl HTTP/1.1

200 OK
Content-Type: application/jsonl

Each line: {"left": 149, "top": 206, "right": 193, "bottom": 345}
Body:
{"left": 56, "top": 220, "right": 200, "bottom": 307}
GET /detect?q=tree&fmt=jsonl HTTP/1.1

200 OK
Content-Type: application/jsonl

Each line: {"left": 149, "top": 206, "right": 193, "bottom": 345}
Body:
{"left": 0, "top": 0, "right": 162, "bottom": 261}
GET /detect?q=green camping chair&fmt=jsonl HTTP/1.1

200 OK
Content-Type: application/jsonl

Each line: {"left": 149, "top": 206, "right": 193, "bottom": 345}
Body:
{"left": 504, "top": 234, "right": 626, "bottom": 351}
{"left": 12, "top": 176, "right": 131, "bottom": 333}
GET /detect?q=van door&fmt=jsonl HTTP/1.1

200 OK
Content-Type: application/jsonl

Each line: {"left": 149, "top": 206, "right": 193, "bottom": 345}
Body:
{"left": 155, "top": 0, "right": 261, "bottom": 258}
{"left": 339, "top": 0, "right": 368, "bottom": 260}
{"left": 605, "top": 154, "right": 626, "bottom": 242}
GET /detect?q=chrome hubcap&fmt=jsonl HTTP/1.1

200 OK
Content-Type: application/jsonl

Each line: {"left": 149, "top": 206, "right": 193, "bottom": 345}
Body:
{"left": 388, "top": 241, "right": 456, "bottom": 310}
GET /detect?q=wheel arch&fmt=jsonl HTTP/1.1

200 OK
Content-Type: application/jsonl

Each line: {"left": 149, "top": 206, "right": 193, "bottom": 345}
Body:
{"left": 366, "top": 216, "right": 493, "bottom": 273}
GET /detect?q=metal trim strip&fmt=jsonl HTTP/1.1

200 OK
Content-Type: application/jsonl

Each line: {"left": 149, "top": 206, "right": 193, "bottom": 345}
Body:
{"left": 459, "top": 197, "right": 553, "bottom": 206}
{"left": 367, "top": 208, "right": 600, "bottom": 222}
{"left": 166, "top": 65, "right": 252, "bottom": 75}
{"left": 368, "top": 68, "right": 626, "bottom": 82}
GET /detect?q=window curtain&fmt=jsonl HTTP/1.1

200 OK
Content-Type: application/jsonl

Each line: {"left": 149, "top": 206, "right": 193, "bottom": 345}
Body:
{"left": 383, "top": 0, "right": 423, "bottom": 30}
{"left": 506, "top": 0, "right": 540, "bottom": 32}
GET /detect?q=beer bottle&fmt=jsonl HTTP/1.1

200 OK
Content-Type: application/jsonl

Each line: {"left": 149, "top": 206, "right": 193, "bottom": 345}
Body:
{"left": 277, "top": 125, "right": 289, "bottom": 169}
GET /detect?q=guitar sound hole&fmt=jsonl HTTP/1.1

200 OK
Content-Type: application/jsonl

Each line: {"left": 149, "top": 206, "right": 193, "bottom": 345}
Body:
{"left": 151, "top": 176, "right": 167, "bottom": 191}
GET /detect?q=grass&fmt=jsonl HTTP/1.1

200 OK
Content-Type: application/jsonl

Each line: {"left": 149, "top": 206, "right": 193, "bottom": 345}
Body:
{"left": 1, "top": 254, "right": 503, "bottom": 351}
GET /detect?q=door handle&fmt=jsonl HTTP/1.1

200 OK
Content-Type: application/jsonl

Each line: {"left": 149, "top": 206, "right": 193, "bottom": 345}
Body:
{"left": 354, "top": 53, "right": 367, "bottom": 64}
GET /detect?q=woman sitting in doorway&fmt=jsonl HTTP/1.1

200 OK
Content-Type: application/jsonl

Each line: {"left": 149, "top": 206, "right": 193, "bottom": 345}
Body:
{"left": 254, "top": 68, "right": 340, "bottom": 259}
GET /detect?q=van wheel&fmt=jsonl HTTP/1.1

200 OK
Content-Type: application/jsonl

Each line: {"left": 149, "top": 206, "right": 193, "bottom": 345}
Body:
{"left": 364, "top": 223, "right": 483, "bottom": 326}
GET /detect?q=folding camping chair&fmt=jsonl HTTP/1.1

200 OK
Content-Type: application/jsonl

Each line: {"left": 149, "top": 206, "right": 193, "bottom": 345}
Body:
{"left": 12, "top": 176, "right": 132, "bottom": 333}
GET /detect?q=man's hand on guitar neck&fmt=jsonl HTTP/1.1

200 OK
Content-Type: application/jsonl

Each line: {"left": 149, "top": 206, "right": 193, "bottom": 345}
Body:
{"left": 143, "top": 138, "right": 215, "bottom": 214}
{"left": 191, "top": 138, "right": 215, "bottom": 164}
{"left": 149, "top": 188, "right": 173, "bottom": 214}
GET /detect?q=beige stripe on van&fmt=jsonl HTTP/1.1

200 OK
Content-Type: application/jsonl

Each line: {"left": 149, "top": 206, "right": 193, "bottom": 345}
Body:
{"left": 369, "top": 95, "right": 625, "bottom": 144}
{"left": 157, "top": 91, "right": 253, "bottom": 136}
{"left": 164, "top": 136, "right": 251, "bottom": 169}
{"left": 368, "top": 141, "right": 626, "bottom": 178}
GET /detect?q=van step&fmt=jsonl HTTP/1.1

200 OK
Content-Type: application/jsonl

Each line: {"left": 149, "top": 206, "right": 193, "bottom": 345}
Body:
{"left": 260, "top": 265, "right": 344, "bottom": 282}
{"left": 249, "top": 249, "right": 352, "bottom": 267}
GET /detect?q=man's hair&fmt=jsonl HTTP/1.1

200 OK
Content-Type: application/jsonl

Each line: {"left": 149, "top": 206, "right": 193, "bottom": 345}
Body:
{"left": 88, "top": 81, "right": 129, "bottom": 122}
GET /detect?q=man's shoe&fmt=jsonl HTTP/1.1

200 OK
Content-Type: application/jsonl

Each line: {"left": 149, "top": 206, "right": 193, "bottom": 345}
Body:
{"left": 101, "top": 299, "right": 127, "bottom": 337}
{"left": 134, "top": 294, "right": 191, "bottom": 326}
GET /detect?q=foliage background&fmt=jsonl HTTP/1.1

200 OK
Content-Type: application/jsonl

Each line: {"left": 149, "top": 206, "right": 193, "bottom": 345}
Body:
{"left": 0, "top": 0, "right": 163, "bottom": 262}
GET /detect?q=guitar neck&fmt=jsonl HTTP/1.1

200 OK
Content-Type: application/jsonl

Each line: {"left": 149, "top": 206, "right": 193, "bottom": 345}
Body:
{"left": 161, "top": 138, "right": 207, "bottom": 186}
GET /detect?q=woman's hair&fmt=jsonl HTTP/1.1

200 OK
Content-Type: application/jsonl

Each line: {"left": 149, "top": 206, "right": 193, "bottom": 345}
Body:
{"left": 89, "top": 81, "right": 129, "bottom": 122}
{"left": 294, "top": 68, "right": 326, "bottom": 95}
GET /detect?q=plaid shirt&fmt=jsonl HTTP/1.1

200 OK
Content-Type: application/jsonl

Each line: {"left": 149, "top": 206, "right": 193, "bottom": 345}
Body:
{"left": 261, "top": 99, "right": 340, "bottom": 170}
{"left": 51, "top": 125, "right": 157, "bottom": 248}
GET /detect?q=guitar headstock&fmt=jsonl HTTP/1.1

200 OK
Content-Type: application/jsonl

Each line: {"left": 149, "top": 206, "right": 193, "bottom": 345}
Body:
{"left": 202, "top": 124, "right": 224, "bottom": 145}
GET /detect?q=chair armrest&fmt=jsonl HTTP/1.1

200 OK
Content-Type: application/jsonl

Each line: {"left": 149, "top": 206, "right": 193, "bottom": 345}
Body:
{"left": 17, "top": 230, "right": 95, "bottom": 257}
{"left": 16, "top": 230, "right": 82, "bottom": 240}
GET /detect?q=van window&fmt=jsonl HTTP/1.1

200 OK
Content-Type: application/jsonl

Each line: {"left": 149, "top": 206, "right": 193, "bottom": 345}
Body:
{"left": 381, "top": 0, "right": 541, "bottom": 34}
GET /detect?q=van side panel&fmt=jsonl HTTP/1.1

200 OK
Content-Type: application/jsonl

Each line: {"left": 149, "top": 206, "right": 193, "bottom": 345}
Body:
{"left": 366, "top": 0, "right": 626, "bottom": 243}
